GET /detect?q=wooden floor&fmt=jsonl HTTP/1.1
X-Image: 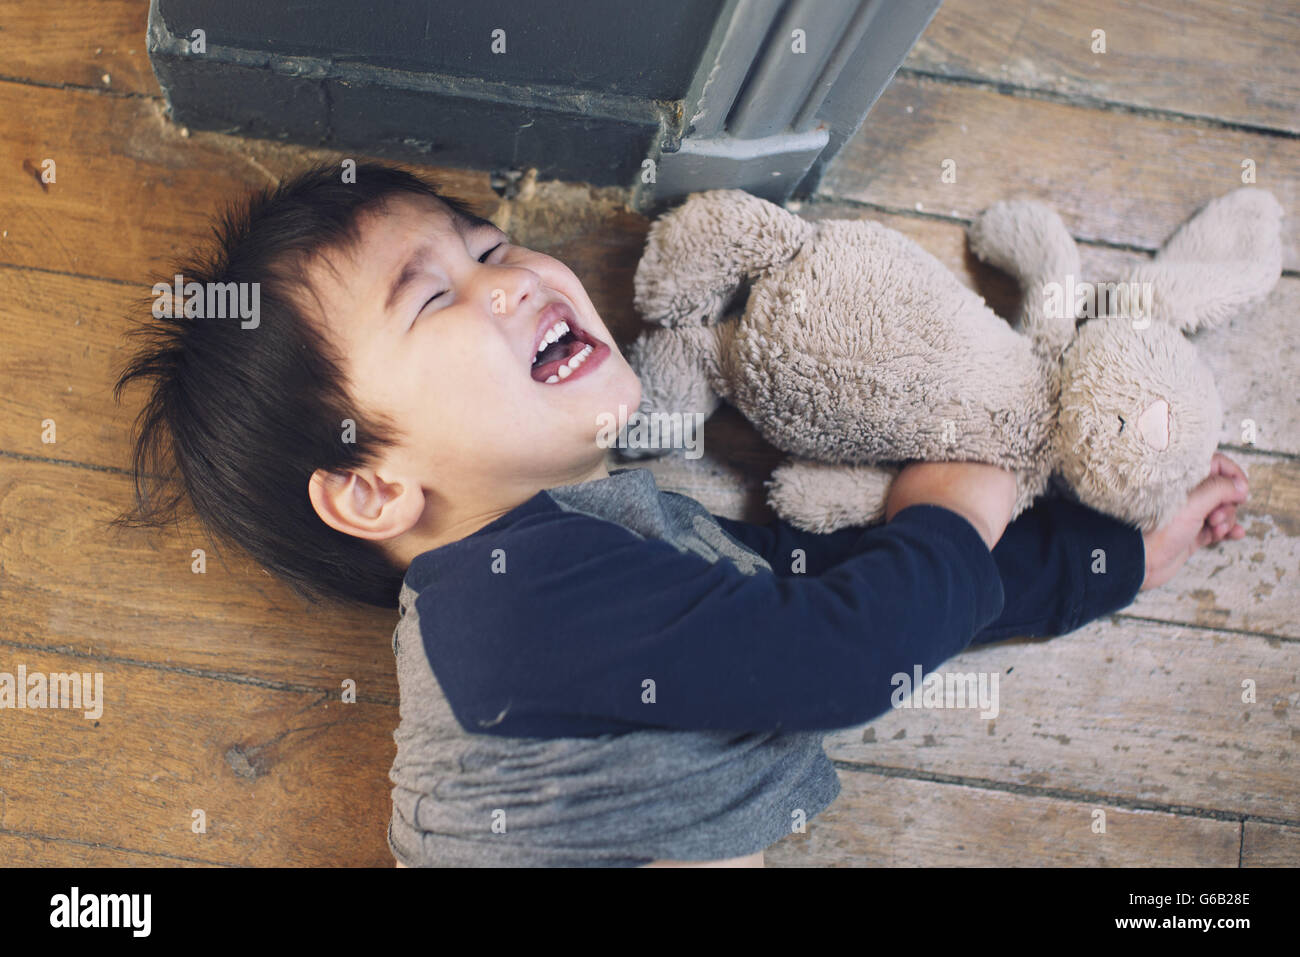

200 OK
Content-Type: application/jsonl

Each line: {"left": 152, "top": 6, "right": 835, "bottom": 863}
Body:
{"left": 1, "top": 0, "right": 1296, "bottom": 867}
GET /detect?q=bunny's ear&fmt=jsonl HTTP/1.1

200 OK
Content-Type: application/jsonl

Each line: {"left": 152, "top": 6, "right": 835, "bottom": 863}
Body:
{"left": 633, "top": 189, "right": 815, "bottom": 327}
{"left": 1122, "top": 187, "right": 1283, "bottom": 334}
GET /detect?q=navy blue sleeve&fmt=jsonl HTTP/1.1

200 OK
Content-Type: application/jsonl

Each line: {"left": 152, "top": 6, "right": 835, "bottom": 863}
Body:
{"left": 710, "top": 513, "right": 868, "bottom": 577}
{"left": 973, "top": 495, "right": 1146, "bottom": 643}
{"left": 413, "top": 502, "right": 1004, "bottom": 739}
{"left": 714, "top": 496, "right": 1146, "bottom": 642}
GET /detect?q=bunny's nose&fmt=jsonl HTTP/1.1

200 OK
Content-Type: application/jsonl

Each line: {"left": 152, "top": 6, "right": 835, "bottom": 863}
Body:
{"left": 1137, "top": 398, "right": 1170, "bottom": 450}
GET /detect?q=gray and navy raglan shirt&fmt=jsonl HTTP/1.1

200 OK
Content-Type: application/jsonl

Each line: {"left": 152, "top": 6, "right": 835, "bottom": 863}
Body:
{"left": 387, "top": 467, "right": 1145, "bottom": 866}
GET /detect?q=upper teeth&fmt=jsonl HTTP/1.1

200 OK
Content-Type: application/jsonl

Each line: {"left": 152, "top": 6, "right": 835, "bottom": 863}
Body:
{"left": 535, "top": 319, "right": 570, "bottom": 358}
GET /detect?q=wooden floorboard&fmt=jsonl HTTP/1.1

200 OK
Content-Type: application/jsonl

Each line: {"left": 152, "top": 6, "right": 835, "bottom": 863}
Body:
{"left": 819, "top": 75, "right": 1300, "bottom": 270}
{"left": 1242, "top": 821, "right": 1300, "bottom": 867}
{"left": 0, "top": 834, "right": 225, "bottom": 867}
{"left": 0, "top": 647, "right": 396, "bottom": 866}
{"left": 0, "top": 0, "right": 159, "bottom": 95}
{"left": 905, "top": 0, "right": 1300, "bottom": 134}
{"left": 767, "top": 772, "right": 1243, "bottom": 867}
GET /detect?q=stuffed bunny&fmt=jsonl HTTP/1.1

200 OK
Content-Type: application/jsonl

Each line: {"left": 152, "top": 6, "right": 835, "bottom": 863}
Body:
{"left": 623, "top": 187, "right": 1283, "bottom": 533}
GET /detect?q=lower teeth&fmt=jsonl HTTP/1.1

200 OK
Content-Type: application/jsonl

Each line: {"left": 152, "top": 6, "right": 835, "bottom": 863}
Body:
{"left": 545, "top": 344, "right": 594, "bottom": 383}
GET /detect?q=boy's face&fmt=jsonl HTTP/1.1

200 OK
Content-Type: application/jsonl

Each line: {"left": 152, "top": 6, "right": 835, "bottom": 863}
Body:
{"left": 304, "top": 192, "right": 642, "bottom": 549}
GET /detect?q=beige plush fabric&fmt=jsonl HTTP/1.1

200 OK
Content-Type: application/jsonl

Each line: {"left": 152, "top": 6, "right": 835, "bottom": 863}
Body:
{"left": 627, "top": 187, "right": 1283, "bottom": 533}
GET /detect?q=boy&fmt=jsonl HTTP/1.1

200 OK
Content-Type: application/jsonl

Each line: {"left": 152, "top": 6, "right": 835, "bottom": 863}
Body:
{"left": 117, "top": 163, "right": 1250, "bottom": 867}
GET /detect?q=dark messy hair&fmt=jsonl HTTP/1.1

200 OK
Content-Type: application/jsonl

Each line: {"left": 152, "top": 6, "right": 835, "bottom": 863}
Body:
{"left": 113, "top": 162, "right": 485, "bottom": 608}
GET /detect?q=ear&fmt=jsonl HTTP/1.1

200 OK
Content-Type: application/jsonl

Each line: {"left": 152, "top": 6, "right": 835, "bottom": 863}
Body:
{"left": 1122, "top": 187, "right": 1283, "bottom": 333}
{"left": 968, "top": 198, "right": 1081, "bottom": 357}
{"left": 634, "top": 188, "right": 815, "bottom": 327}
{"left": 307, "top": 467, "right": 426, "bottom": 541}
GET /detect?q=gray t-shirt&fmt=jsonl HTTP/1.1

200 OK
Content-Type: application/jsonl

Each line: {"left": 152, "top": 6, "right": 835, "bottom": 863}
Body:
{"left": 387, "top": 468, "right": 840, "bottom": 866}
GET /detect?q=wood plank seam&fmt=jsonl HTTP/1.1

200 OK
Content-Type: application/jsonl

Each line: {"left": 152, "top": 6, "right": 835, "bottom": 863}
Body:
{"left": 0, "top": 448, "right": 135, "bottom": 477}
{"left": 0, "top": 75, "right": 158, "bottom": 101}
{"left": 1112, "top": 612, "right": 1300, "bottom": 644}
{"left": 0, "top": 637, "right": 401, "bottom": 705}
{"left": 0, "top": 260, "right": 146, "bottom": 289}
{"left": 0, "top": 827, "right": 237, "bottom": 867}
{"left": 1218, "top": 443, "right": 1300, "bottom": 464}
{"left": 897, "top": 66, "right": 1300, "bottom": 141}
{"left": 831, "top": 762, "right": 1300, "bottom": 829}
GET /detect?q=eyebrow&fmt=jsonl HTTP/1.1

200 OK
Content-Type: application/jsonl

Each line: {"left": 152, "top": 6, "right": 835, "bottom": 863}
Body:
{"left": 382, "top": 214, "right": 503, "bottom": 315}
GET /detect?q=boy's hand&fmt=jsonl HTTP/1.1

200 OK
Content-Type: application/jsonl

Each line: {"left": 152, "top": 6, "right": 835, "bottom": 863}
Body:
{"left": 1140, "top": 452, "right": 1249, "bottom": 591}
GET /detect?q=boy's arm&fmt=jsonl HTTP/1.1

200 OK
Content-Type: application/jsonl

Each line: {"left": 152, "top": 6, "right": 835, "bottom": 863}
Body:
{"left": 710, "top": 512, "right": 871, "bottom": 576}
{"left": 417, "top": 503, "right": 1005, "bottom": 738}
{"left": 972, "top": 496, "right": 1145, "bottom": 643}
{"left": 713, "top": 496, "right": 1145, "bottom": 642}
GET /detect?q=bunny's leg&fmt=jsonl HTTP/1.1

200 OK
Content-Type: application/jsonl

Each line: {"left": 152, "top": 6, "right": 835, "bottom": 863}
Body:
{"left": 770, "top": 458, "right": 1047, "bottom": 536}
{"left": 766, "top": 459, "right": 901, "bottom": 533}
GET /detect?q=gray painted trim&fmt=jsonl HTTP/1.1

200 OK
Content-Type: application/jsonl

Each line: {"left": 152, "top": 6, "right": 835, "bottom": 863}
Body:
{"left": 146, "top": 0, "right": 937, "bottom": 203}
{"left": 792, "top": 0, "right": 884, "bottom": 133}
{"left": 651, "top": 128, "right": 829, "bottom": 206}
{"left": 794, "top": 0, "right": 943, "bottom": 196}
{"left": 148, "top": 0, "right": 672, "bottom": 126}
{"left": 644, "top": 0, "right": 938, "bottom": 209}
{"left": 726, "top": 0, "right": 861, "bottom": 139}
{"left": 680, "top": 0, "right": 786, "bottom": 140}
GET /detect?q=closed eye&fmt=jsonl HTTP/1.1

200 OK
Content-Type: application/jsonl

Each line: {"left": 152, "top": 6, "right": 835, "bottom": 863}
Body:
{"left": 412, "top": 242, "right": 505, "bottom": 325}
{"left": 1118, "top": 415, "right": 1126, "bottom": 434}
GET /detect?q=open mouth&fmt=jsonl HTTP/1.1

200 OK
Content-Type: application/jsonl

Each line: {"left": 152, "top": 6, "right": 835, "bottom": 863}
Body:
{"left": 530, "top": 303, "right": 607, "bottom": 384}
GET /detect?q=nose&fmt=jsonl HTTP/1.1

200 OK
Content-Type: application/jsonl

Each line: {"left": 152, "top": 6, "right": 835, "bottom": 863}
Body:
{"left": 1137, "top": 398, "right": 1170, "bottom": 450}
{"left": 479, "top": 263, "right": 540, "bottom": 317}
